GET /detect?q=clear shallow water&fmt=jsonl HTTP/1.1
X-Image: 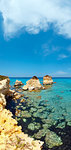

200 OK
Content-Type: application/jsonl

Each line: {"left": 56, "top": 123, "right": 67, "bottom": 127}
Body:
{"left": 8, "top": 77, "right": 71, "bottom": 149}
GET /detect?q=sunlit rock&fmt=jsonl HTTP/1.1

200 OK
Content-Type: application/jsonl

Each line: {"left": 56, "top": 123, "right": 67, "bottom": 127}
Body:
{"left": 22, "top": 85, "right": 28, "bottom": 90}
{"left": 14, "top": 80, "right": 23, "bottom": 86}
{"left": 23, "top": 76, "right": 42, "bottom": 91}
{"left": 0, "top": 75, "right": 10, "bottom": 95}
{"left": 0, "top": 93, "right": 6, "bottom": 110}
{"left": 43, "top": 75, "right": 53, "bottom": 85}
{"left": 13, "top": 92, "right": 24, "bottom": 100}
{"left": 0, "top": 109, "right": 43, "bottom": 150}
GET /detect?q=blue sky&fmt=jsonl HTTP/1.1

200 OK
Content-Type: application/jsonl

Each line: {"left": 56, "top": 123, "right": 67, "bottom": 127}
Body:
{"left": 0, "top": 0, "right": 71, "bottom": 77}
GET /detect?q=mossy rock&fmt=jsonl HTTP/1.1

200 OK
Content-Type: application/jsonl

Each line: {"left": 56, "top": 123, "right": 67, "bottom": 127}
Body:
{"left": 28, "top": 122, "right": 41, "bottom": 131}
{"left": 45, "top": 130, "right": 62, "bottom": 148}
{"left": 34, "top": 129, "right": 46, "bottom": 139}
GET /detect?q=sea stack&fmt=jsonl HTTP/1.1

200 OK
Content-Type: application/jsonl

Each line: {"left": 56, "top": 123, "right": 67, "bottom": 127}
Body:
{"left": 23, "top": 76, "right": 42, "bottom": 91}
{"left": 14, "top": 80, "right": 23, "bottom": 87}
{"left": 43, "top": 75, "right": 53, "bottom": 85}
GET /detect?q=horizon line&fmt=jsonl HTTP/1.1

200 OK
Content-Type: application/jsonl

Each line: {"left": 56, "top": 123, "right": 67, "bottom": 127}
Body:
{"left": 9, "top": 76, "right": 71, "bottom": 78}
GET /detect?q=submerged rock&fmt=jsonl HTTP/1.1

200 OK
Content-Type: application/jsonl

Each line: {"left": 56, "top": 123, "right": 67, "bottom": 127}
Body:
{"left": 30, "top": 107, "right": 37, "bottom": 112}
{"left": 37, "top": 96, "right": 41, "bottom": 99}
{"left": 28, "top": 122, "right": 41, "bottom": 131}
{"left": 34, "top": 129, "right": 46, "bottom": 139}
{"left": 42, "top": 118, "right": 54, "bottom": 128}
{"left": 56, "top": 122, "right": 65, "bottom": 129}
{"left": 67, "top": 121, "right": 71, "bottom": 126}
{"left": 43, "top": 75, "right": 53, "bottom": 85}
{"left": 23, "top": 118, "right": 27, "bottom": 122}
{"left": 21, "top": 110, "right": 31, "bottom": 118}
{"left": 45, "top": 129, "right": 62, "bottom": 148}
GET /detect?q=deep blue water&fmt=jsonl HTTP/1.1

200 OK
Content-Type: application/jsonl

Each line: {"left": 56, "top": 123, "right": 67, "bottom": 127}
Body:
{"left": 8, "top": 77, "right": 71, "bottom": 150}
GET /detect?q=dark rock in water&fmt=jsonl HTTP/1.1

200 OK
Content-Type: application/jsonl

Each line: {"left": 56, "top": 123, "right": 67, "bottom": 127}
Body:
{"left": 6, "top": 96, "right": 16, "bottom": 116}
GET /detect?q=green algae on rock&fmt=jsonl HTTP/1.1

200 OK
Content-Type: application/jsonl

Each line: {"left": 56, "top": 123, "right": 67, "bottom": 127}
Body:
{"left": 28, "top": 122, "right": 41, "bottom": 131}
{"left": 45, "top": 129, "right": 62, "bottom": 148}
{"left": 34, "top": 129, "right": 47, "bottom": 139}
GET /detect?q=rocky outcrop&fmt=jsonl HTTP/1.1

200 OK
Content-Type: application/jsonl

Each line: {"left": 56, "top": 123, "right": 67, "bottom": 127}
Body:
{"left": 23, "top": 76, "right": 42, "bottom": 91}
{"left": 43, "top": 75, "right": 53, "bottom": 85}
{"left": 0, "top": 108, "right": 43, "bottom": 150}
{"left": 0, "top": 75, "right": 43, "bottom": 150}
{"left": 13, "top": 92, "right": 24, "bottom": 100}
{"left": 0, "top": 93, "right": 6, "bottom": 111}
{"left": 0, "top": 75, "right": 10, "bottom": 95}
{"left": 14, "top": 80, "right": 23, "bottom": 87}
{"left": 8, "top": 89, "right": 24, "bottom": 100}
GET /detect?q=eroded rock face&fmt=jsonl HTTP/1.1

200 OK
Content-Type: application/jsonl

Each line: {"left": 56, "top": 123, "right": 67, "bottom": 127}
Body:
{"left": 0, "top": 109, "right": 43, "bottom": 150}
{"left": 0, "top": 93, "right": 6, "bottom": 110}
{"left": 23, "top": 76, "right": 42, "bottom": 91}
{"left": 8, "top": 89, "right": 24, "bottom": 100}
{"left": 14, "top": 80, "right": 23, "bottom": 86}
{"left": 0, "top": 75, "right": 43, "bottom": 150}
{"left": 43, "top": 75, "right": 53, "bottom": 85}
{"left": 13, "top": 92, "right": 24, "bottom": 100}
{"left": 0, "top": 75, "right": 10, "bottom": 95}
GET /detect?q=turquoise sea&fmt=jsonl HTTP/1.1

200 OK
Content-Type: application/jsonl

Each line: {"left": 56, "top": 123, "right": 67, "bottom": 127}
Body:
{"left": 7, "top": 77, "right": 71, "bottom": 150}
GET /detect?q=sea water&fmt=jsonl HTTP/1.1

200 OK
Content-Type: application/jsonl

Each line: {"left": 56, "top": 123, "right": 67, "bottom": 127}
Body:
{"left": 8, "top": 77, "right": 71, "bottom": 150}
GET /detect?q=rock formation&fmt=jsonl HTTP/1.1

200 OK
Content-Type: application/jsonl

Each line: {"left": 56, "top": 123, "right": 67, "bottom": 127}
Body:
{"left": 23, "top": 76, "right": 42, "bottom": 91}
{"left": 0, "top": 75, "right": 10, "bottom": 95}
{"left": 14, "top": 80, "right": 23, "bottom": 87}
{"left": 0, "top": 108, "right": 43, "bottom": 150}
{"left": 0, "top": 75, "right": 43, "bottom": 150}
{"left": 8, "top": 89, "right": 24, "bottom": 100}
{"left": 43, "top": 75, "right": 53, "bottom": 85}
{"left": 0, "top": 93, "right": 6, "bottom": 111}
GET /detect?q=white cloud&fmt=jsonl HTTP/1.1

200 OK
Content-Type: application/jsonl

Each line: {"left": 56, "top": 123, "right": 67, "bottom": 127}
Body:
{"left": 58, "top": 54, "right": 68, "bottom": 59}
{"left": 0, "top": 0, "right": 71, "bottom": 38}
{"left": 56, "top": 71, "right": 67, "bottom": 75}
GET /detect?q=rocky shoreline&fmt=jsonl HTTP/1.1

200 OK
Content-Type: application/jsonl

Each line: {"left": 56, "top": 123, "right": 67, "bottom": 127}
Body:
{"left": 0, "top": 75, "right": 64, "bottom": 150}
{"left": 0, "top": 75, "right": 43, "bottom": 150}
